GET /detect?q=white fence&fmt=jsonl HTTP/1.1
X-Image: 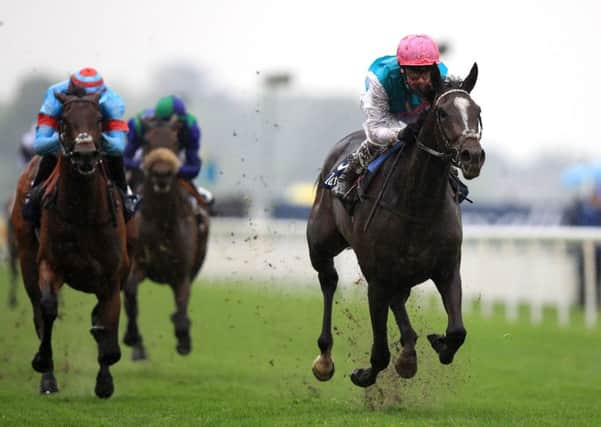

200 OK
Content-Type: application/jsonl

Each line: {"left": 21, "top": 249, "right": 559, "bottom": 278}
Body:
{"left": 201, "top": 219, "right": 601, "bottom": 328}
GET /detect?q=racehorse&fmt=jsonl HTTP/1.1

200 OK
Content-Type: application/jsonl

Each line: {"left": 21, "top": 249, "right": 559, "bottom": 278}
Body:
{"left": 307, "top": 63, "right": 484, "bottom": 387}
{"left": 11, "top": 91, "right": 135, "bottom": 398}
{"left": 122, "top": 117, "right": 209, "bottom": 360}
{"left": 5, "top": 196, "right": 18, "bottom": 308}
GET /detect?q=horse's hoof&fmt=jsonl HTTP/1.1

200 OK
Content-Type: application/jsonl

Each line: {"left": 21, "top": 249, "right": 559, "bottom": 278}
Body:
{"left": 123, "top": 331, "right": 140, "bottom": 347}
{"left": 40, "top": 372, "right": 59, "bottom": 394}
{"left": 312, "top": 355, "right": 335, "bottom": 381}
{"left": 31, "top": 352, "right": 52, "bottom": 373}
{"left": 395, "top": 350, "right": 417, "bottom": 379}
{"left": 428, "top": 334, "right": 458, "bottom": 365}
{"left": 95, "top": 369, "right": 114, "bottom": 399}
{"left": 131, "top": 345, "right": 148, "bottom": 361}
{"left": 350, "top": 368, "right": 376, "bottom": 388}
{"left": 176, "top": 334, "right": 191, "bottom": 355}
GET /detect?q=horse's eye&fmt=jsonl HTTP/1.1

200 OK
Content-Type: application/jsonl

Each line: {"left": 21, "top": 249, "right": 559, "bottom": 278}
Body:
{"left": 438, "top": 109, "right": 448, "bottom": 120}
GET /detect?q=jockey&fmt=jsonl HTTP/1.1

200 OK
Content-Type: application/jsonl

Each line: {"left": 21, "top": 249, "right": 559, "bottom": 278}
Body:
{"left": 333, "top": 34, "right": 448, "bottom": 199}
{"left": 124, "top": 95, "right": 214, "bottom": 216}
{"left": 22, "top": 67, "right": 140, "bottom": 223}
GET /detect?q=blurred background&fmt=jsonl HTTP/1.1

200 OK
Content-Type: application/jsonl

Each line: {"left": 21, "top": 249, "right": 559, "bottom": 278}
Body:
{"left": 2, "top": 1, "right": 601, "bottom": 322}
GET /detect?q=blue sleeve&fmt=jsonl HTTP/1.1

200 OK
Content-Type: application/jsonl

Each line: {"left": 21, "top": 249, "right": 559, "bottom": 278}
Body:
{"left": 178, "top": 121, "right": 202, "bottom": 180}
{"left": 124, "top": 117, "right": 142, "bottom": 170}
{"left": 100, "top": 88, "right": 127, "bottom": 156}
{"left": 34, "top": 81, "right": 69, "bottom": 155}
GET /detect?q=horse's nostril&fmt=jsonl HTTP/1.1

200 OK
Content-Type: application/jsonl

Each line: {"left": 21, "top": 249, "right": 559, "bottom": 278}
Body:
{"left": 460, "top": 150, "right": 471, "bottom": 164}
{"left": 479, "top": 150, "right": 486, "bottom": 164}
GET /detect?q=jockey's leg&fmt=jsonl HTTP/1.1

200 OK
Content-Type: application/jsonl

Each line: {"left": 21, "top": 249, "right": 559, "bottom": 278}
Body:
{"left": 333, "top": 139, "right": 384, "bottom": 200}
{"left": 104, "top": 155, "right": 141, "bottom": 222}
{"left": 178, "top": 179, "right": 210, "bottom": 224}
{"left": 22, "top": 154, "right": 58, "bottom": 224}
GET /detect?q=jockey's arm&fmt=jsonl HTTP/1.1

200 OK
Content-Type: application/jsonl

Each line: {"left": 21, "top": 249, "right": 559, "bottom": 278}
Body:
{"left": 34, "top": 82, "right": 67, "bottom": 155}
{"left": 361, "top": 73, "right": 407, "bottom": 150}
{"left": 99, "top": 89, "right": 129, "bottom": 157}
{"left": 177, "top": 118, "right": 202, "bottom": 180}
{"left": 123, "top": 117, "right": 143, "bottom": 170}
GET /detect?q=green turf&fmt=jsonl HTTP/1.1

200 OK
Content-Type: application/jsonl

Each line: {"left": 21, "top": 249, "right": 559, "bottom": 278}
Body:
{"left": 1, "top": 271, "right": 601, "bottom": 426}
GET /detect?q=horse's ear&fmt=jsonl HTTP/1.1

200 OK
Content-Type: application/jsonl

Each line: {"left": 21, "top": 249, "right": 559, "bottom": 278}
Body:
{"left": 55, "top": 92, "right": 69, "bottom": 104}
{"left": 461, "top": 62, "right": 478, "bottom": 93}
{"left": 140, "top": 118, "right": 151, "bottom": 135}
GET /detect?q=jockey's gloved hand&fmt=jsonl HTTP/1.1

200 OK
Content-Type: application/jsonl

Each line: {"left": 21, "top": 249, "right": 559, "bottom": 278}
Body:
{"left": 398, "top": 121, "right": 421, "bottom": 143}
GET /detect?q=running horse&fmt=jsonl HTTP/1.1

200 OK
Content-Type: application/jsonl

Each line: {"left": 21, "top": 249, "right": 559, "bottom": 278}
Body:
{"left": 307, "top": 63, "right": 484, "bottom": 387}
{"left": 122, "top": 117, "right": 209, "bottom": 360}
{"left": 11, "top": 92, "right": 134, "bottom": 398}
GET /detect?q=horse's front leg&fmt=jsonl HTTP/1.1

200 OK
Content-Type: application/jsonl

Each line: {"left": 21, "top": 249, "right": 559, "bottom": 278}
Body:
{"left": 91, "top": 284, "right": 121, "bottom": 399}
{"left": 350, "top": 284, "right": 391, "bottom": 388}
{"left": 429, "top": 267, "right": 466, "bottom": 365}
{"left": 170, "top": 277, "right": 192, "bottom": 355}
{"left": 390, "top": 287, "right": 419, "bottom": 378}
{"left": 123, "top": 263, "right": 147, "bottom": 360}
{"left": 31, "top": 260, "right": 61, "bottom": 394}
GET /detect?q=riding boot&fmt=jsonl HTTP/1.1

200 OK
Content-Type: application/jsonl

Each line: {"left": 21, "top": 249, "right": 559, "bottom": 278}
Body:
{"left": 22, "top": 154, "right": 58, "bottom": 225}
{"left": 333, "top": 141, "right": 380, "bottom": 200}
{"left": 104, "top": 156, "right": 141, "bottom": 222}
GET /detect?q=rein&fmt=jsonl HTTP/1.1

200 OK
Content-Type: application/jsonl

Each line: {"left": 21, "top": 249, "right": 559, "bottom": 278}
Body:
{"left": 416, "top": 88, "right": 483, "bottom": 168}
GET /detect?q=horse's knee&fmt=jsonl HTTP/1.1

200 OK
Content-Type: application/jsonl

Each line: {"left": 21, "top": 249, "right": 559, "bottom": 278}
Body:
{"left": 40, "top": 294, "right": 57, "bottom": 320}
{"left": 91, "top": 327, "right": 121, "bottom": 366}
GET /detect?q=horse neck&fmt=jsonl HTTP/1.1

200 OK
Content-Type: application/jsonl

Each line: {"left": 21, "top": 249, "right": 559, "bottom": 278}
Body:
{"left": 141, "top": 179, "right": 184, "bottom": 222}
{"left": 389, "top": 115, "right": 451, "bottom": 218}
{"left": 56, "top": 156, "right": 108, "bottom": 221}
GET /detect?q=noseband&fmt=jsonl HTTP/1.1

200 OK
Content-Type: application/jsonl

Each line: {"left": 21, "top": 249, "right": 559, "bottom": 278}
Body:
{"left": 416, "top": 88, "right": 483, "bottom": 167}
{"left": 58, "top": 98, "right": 102, "bottom": 158}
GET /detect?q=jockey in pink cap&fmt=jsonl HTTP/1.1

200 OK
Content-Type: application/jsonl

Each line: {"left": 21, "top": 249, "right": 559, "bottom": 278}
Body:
{"left": 333, "top": 34, "right": 448, "bottom": 199}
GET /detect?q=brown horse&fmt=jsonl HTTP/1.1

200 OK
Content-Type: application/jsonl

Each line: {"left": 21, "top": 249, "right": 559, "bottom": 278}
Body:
{"left": 5, "top": 196, "right": 18, "bottom": 308}
{"left": 307, "top": 63, "right": 484, "bottom": 387}
{"left": 11, "top": 92, "right": 134, "bottom": 398}
{"left": 123, "top": 118, "right": 209, "bottom": 360}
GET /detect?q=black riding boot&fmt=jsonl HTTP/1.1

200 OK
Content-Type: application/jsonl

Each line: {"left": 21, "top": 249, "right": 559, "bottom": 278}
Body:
{"left": 333, "top": 141, "right": 378, "bottom": 200}
{"left": 104, "top": 156, "right": 141, "bottom": 222}
{"left": 22, "top": 154, "right": 58, "bottom": 225}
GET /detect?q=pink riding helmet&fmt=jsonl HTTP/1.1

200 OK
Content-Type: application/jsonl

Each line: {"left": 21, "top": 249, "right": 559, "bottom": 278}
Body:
{"left": 396, "top": 34, "right": 440, "bottom": 66}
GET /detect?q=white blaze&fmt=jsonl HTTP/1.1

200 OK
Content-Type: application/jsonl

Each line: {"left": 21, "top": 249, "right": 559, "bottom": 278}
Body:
{"left": 453, "top": 97, "right": 471, "bottom": 132}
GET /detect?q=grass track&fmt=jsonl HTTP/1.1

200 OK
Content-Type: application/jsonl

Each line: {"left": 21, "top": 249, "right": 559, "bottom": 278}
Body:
{"left": 1, "top": 273, "right": 601, "bottom": 426}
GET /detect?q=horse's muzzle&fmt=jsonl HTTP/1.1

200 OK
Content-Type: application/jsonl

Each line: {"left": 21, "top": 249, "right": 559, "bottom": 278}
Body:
{"left": 458, "top": 140, "right": 485, "bottom": 180}
{"left": 70, "top": 149, "right": 101, "bottom": 176}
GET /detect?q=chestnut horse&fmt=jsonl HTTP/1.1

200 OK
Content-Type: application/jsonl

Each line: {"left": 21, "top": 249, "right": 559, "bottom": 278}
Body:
{"left": 11, "top": 92, "right": 134, "bottom": 398}
{"left": 123, "top": 118, "right": 209, "bottom": 360}
{"left": 307, "top": 63, "right": 484, "bottom": 387}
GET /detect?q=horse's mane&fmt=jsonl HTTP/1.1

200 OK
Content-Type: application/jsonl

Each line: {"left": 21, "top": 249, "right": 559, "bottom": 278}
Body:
{"left": 442, "top": 76, "right": 464, "bottom": 90}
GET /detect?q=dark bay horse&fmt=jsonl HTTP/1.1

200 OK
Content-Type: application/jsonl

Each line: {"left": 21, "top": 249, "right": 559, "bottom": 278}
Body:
{"left": 123, "top": 118, "right": 209, "bottom": 360}
{"left": 11, "top": 92, "right": 135, "bottom": 398}
{"left": 307, "top": 63, "right": 484, "bottom": 388}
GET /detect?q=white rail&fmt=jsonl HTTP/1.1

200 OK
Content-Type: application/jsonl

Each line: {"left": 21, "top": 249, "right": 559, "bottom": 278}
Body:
{"left": 201, "top": 219, "right": 601, "bottom": 328}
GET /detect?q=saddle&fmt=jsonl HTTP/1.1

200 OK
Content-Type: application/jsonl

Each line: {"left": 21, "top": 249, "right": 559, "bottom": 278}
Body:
{"left": 323, "top": 141, "right": 471, "bottom": 212}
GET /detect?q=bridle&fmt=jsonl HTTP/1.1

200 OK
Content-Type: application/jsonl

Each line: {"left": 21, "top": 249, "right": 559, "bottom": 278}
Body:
{"left": 58, "top": 97, "right": 102, "bottom": 159}
{"left": 416, "top": 88, "right": 483, "bottom": 167}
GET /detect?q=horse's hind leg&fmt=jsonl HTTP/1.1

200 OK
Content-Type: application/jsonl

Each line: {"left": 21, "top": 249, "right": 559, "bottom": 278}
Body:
{"left": 429, "top": 268, "right": 466, "bottom": 365}
{"left": 350, "top": 284, "right": 391, "bottom": 387}
{"left": 170, "top": 278, "right": 192, "bottom": 355}
{"left": 91, "top": 287, "right": 121, "bottom": 399}
{"left": 31, "top": 261, "right": 60, "bottom": 394}
{"left": 307, "top": 200, "right": 347, "bottom": 381}
{"left": 123, "top": 264, "right": 147, "bottom": 361}
{"left": 390, "top": 288, "right": 419, "bottom": 379}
